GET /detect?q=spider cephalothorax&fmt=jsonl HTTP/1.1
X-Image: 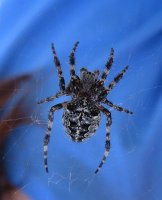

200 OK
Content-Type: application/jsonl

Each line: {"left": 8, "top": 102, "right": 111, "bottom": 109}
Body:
{"left": 38, "top": 42, "right": 133, "bottom": 174}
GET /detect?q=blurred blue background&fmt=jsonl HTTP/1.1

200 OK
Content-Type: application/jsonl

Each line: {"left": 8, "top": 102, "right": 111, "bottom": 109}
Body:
{"left": 1, "top": 0, "right": 162, "bottom": 199}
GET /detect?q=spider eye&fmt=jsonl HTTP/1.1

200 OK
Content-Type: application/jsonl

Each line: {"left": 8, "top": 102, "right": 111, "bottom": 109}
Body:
{"left": 80, "top": 67, "right": 87, "bottom": 73}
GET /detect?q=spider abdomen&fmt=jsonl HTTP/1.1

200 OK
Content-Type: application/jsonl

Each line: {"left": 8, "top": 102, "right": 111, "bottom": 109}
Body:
{"left": 62, "top": 100, "right": 100, "bottom": 142}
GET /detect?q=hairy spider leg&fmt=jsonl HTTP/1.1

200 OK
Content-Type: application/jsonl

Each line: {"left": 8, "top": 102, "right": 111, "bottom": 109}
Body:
{"left": 104, "top": 99, "right": 133, "bottom": 114}
{"left": 95, "top": 105, "right": 112, "bottom": 174}
{"left": 69, "top": 41, "right": 79, "bottom": 77}
{"left": 98, "top": 66, "right": 129, "bottom": 101}
{"left": 37, "top": 91, "right": 67, "bottom": 104}
{"left": 107, "top": 66, "right": 128, "bottom": 93}
{"left": 100, "top": 48, "right": 114, "bottom": 84}
{"left": 51, "top": 43, "right": 65, "bottom": 91}
{"left": 44, "top": 102, "right": 68, "bottom": 172}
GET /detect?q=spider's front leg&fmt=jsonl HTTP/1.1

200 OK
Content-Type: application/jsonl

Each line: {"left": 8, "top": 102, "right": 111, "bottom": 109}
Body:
{"left": 51, "top": 43, "right": 65, "bottom": 91}
{"left": 104, "top": 99, "right": 133, "bottom": 114}
{"left": 98, "top": 66, "right": 129, "bottom": 101}
{"left": 69, "top": 41, "right": 79, "bottom": 77}
{"left": 107, "top": 66, "right": 128, "bottom": 93}
{"left": 95, "top": 105, "right": 112, "bottom": 174}
{"left": 100, "top": 48, "right": 114, "bottom": 84}
{"left": 44, "top": 101, "right": 68, "bottom": 172}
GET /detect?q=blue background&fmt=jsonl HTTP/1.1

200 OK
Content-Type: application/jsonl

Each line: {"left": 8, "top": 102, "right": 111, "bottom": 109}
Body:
{"left": 1, "top": 0, "right": 162, "bottom": 199}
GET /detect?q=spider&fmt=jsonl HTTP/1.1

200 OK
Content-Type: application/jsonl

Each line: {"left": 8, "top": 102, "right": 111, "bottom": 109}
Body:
{"left": 38, "top": 42, "right": 133, "bottom": 174}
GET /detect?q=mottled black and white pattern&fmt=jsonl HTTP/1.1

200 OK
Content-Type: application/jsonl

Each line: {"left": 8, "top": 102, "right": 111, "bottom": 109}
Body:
{"left": 38, "top": 42, "right": 133, "bottom": 174}
{"left": 62, "top": 99, "right": 100, "bottom": 142}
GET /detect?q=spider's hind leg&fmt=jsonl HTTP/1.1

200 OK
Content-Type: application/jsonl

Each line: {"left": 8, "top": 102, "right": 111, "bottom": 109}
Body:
{"left": 95, "top": 105, "right": 112, "bottom": 174}
{"left": 51, "top": 43, "right": 65, "bottom": 92}
{"left": 44, "top": 102, "right": 68, "bottom": 172}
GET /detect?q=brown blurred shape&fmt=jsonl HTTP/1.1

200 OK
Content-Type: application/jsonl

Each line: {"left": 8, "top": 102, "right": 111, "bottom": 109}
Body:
{"left": 0, "top": 74, "right": 33, "bottom": 200}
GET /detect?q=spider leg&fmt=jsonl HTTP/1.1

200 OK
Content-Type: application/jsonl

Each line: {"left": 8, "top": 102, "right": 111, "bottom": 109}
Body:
{"left": 106, "top": 66, "right": 128, "bottom": 93}
{"left": 104, "top": 99, "right": 133, "bottom": 114}
{"left": 37, "top": 91, "right": 68, "bottom": 104}
{"left": 97, "top": 66, "right": 129, "bottom": 101}
{"left": 44, "top": 102, "right": 68, "bottom": 173}
{"left": 51, "top": 43, "right": 65, "bottom": 91}
{"left": 100, "top": 48, "right": 114, "bottom": 84}
{"left": 95, "top": 105, "right": 112, "bottom": 174}
{"left": 69, "top": 41, "right": 79, "bottom": 77}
